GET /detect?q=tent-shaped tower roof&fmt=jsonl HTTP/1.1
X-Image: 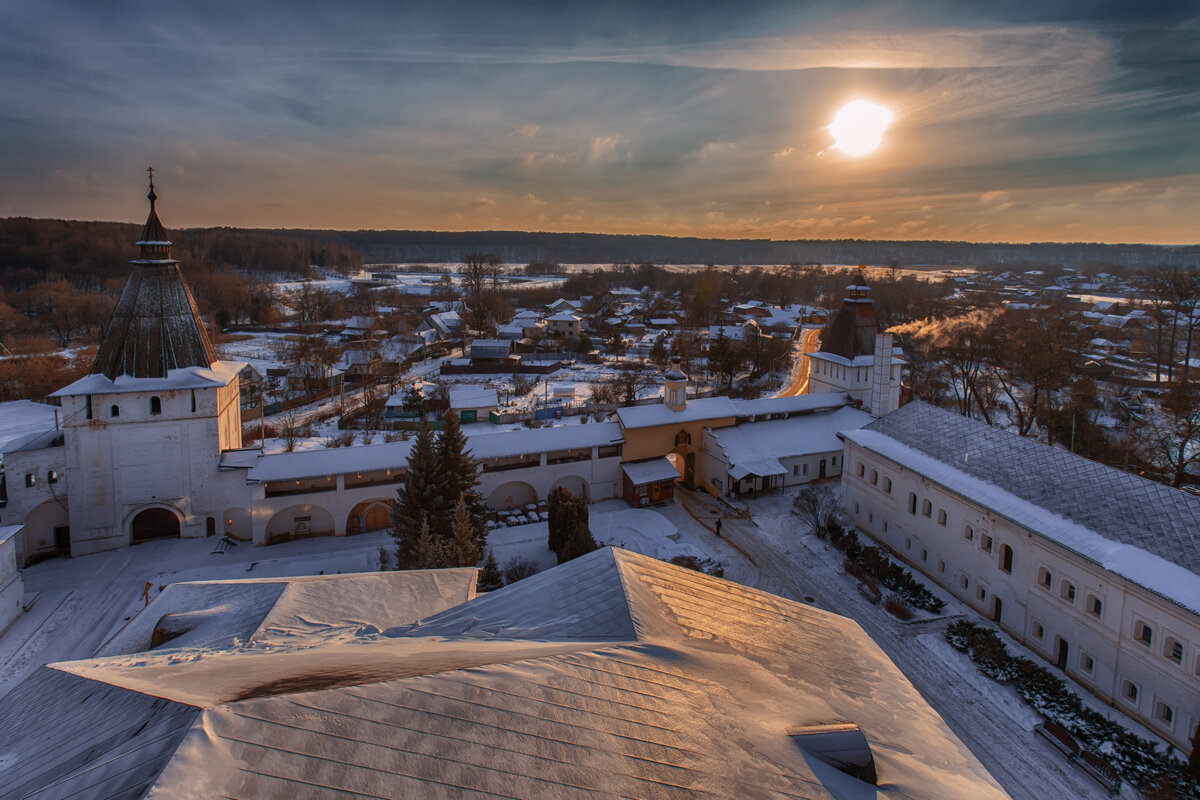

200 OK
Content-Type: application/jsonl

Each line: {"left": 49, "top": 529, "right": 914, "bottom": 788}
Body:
{"left": 816, "top": 270, "right": 880, "bottom": 361}
{"left": 90, "top": 171, "right": 218, "bottom": 380}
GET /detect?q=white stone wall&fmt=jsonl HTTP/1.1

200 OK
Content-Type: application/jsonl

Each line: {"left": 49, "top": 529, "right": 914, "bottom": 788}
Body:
{"left": 0, "top": 530, "right": 23, "bottom": 635}
{"left": 842, "top": 438, "right": 1200, "bottom": 751}
{"left": 0, "top": 445, "right": 68, "bottom": 566}
{"left": 699, "top": 427, "right": 842, "bottom": 496}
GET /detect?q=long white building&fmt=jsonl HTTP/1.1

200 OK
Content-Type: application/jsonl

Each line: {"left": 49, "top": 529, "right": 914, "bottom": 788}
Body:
{"left": 841, "top": 401, "right": 1200, "bottom": 751}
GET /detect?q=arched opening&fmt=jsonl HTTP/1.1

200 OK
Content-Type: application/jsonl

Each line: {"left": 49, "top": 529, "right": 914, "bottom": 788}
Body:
{"left": 1000, "top": 544, "right": 1014, "bottom": 573}
{"left": 1055, "top": 637, "right": 1069, "bottom": 670}
{"left": 264, "top": 504, "right": 335, "bottom": 545}
{"left": 347, "top": 500, "right": 393, "bottom": 535}
{"left": 206, "top": 516, "right": 216, "bottom": 537}
{"left": 221, "top": 507, "right": 252, "bottom": 541}
{"left": 150, "top": 396, "right": 162, "bottom": 415}
{"left": 18, "top": 500, "right": 71, "bottom": 566}
{"left": 110, "top": 404, "right": 120, "bottom": 418}
{"left": 487, "top": 481, "right": 537, "bottom": 510}
{"left": 668, "top": 445, "right": 694, "bottom": 485}
{"left": 992, "top": 596, "right": 1003, "bottom": 623}
{"left": 131, "top": 507, "right": 180, "bottom": 542}
{"left": 549, "top": 475, "right": 589, "bottom": 502}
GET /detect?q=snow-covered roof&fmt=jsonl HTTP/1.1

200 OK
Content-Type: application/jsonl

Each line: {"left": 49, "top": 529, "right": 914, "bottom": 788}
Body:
{"left": 0, "top": 400, "right": 59, "bottom": 454}
{"left": 52, "top": 360, "right": 247, "bottom": 397}
{"left": 708, "top": 325, "right": 747, "bottom": 340}
{"left": 3, "top": 428, "right": 64, "bottom": 454}
{"left": 449, "top": 386, "right": 499, "bottom": 409}
{"left": 711, "top": 406, "right": 872, "bottom": 469}
{"left": 731, "top": 391, "right": 850, "bottom": 418}
{"left": 471, "top": 421, "right": 623, "bottom": 459}
{"left": 729, "top": 458, "right": 785, "bottom": 480}
{"left": 622, "top": 458, "right": 680, "bottom": 485}
{"left": 546, "top": 312, "right": 581, "bottom": 322}
{"left": 616, "top": 397, "right": 738, "bottom": 429}
{"left": 2, "top": 548, "right": 1007, "bottom": 799}
{"left": 847, "top": 402, "right": 1200, "bottom": 613}
{"left": 0, "top": 525, "right": 22, "bottom": 547}
{"left": 343, "top": 315, "right": 377, "bottom": 330}
{"left": 98, "top": 569, "right": 478, "bottom": 657}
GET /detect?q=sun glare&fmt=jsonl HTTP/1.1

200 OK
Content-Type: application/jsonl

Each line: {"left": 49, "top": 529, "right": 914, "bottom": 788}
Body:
{"left": 829, "top": 100, "right": 893, "bottom": 157}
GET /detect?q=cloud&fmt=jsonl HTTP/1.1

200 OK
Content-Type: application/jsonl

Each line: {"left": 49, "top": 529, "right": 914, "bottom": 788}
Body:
{"left": 588, "top": 135, "right": 620, "bottom": 161}
{"left": 511, "top": 123, "right": 540, "bottom": 139}
{"left": 471, "top": 196, "right": 495, "bottom": 207}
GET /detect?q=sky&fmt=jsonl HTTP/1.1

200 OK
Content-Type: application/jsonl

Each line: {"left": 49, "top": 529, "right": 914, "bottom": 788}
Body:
{"left": 1, "top": 1, "right": 1198, "bottom": 244}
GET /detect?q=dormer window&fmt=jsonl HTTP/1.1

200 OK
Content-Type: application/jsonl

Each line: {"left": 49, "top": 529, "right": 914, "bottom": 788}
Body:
{"left": 150, "top": 396, "right": 162, "bottom": 415}
{"left": 789, "top": 722, "right": 876, "bottom": 785}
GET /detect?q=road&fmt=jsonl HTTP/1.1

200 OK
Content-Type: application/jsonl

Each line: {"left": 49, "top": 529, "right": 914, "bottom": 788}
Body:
{"left": 673, "top": 488, "right": 1110, "bottom": 800}
{"left": 775, "top": 326, "right": 822, "bottom": 397}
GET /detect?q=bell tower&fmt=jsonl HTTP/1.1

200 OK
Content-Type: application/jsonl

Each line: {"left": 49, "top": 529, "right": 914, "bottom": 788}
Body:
{"left": 663, "top": 356, "right": 687, "bottom": 412}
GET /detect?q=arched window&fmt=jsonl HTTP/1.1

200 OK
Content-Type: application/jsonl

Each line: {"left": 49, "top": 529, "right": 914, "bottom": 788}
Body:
{"left": 24, "top": 473, "right": 36, "bottom": 487}
{"left": 1000, "top": 544, "right": 1013, "bottom": 573}
{"left": 908, "top": 493, "right": 917, "bottom": 514}
{"left": 110, "top": 404, "right": 120, "bottom": 417}
{"left": 150, "top": 396, "right": 162, "bottom": 415}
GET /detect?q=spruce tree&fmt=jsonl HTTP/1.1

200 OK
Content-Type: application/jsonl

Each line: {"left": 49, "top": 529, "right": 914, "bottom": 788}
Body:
{"left": 547, "top": 487, "right": 577, "bottom": 556}
{"left": 413, "top": 513, "right": 446, "bottom": 569}
{"left": 447, "top": 492, "right": 484, "bottom": 566}
{"left": 392, "top": 423, "right": 447, "bottom": 568}
{"left": 436, "top": 412, "right": 486, "bottom": 555}
{"left": 478, "top": 551, "right": 504, "bottom": 592}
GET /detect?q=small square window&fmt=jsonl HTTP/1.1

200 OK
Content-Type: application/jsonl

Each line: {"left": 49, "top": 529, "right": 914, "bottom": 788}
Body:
{"left": 1122, "top": 680, "right": 1139, "bottom": 703}
{"left": 977, "top": 587, "right": 987, "bottom": 601}
{"left": 1165, "top": 638, "right": 1183, "bottom": 664}
{"left": 1033, "top": 621, "right": 1044, "bottom": 639}
{"left": 47, "top": 470, "right": 58, "bottom": 484}
{"left": 1086, "top": 595, "right": 1102, "bottom": 617}
{"left": 24, "top": 473, "right": 37, "bottom": 488}
{"left": 1080, "top": 653, "right": 1094, "bottom": 673}
{"left": 1135, "top": 621, "right": 1153, "bottom": 646}
{"left": 981, "top": 535, "right": 993, "bottom": 553}
{"left": 1038, "top": 567, "right": 1052, "bottom": 589}
{"left": 1154, "top": 701, "right": 1174, "bottom": 726}
{"left": 1061, "top": 582, "right": 1076, "bottom": 603}
{"left": 964, "top": 525, "right": 975, "bottom": 541}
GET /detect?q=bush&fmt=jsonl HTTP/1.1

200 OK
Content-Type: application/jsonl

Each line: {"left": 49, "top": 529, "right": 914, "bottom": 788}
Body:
{"left": 883, "top": 596, "right": 914, "bottom": 620}
{"left": 502, "top": 557, "right": 540, "bottom": 584}
{"left": 669, "top": 554, "right": 725, "bottom": 578}
{"left": 827, "top": 529, "right": 944, "bottom": 613}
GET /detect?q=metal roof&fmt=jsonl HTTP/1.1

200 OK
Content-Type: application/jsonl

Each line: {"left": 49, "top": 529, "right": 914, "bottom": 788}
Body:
{"left": 817, "top": 282, "right": 879, "bottom": 360}
{"left": 862, "top": 401, "right": 1200, "bottom": 574}
{"left": 90, "top": 183, "right": 218, "bottom": 380}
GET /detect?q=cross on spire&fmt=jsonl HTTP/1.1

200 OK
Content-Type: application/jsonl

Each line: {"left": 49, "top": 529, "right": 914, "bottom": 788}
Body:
{"left": 147, "top": 166, "right": 157, "bottom": 204}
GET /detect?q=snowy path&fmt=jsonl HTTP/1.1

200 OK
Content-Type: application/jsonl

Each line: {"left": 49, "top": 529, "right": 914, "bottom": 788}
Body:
{"left": 673, "top": 488, "right": 1110, "bottom": 800}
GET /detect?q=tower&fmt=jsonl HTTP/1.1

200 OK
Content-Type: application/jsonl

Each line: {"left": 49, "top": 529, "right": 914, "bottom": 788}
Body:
{"left": 663, "top": 356, "right": 687, "bottom": 412}
{"left": 806, "top": 273, "right": 902, "bottom": 415}
{"left": 50, "top": 172, "right": 247, "bottom": 555}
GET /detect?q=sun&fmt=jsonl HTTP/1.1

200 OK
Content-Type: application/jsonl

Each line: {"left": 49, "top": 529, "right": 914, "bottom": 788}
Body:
{"left": 829, "top": 100, "right": 893, "bottom": 157}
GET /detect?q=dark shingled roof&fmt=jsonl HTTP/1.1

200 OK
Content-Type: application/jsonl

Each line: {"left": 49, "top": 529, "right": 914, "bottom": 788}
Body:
{"left": 90, "top": 181, "right": 218, "bottom": 380}
{"left": 862, "top": 401, "right": 1200, "bottom": 574}
{"left": 817, "top": 283, "right": 879, "bottom": 360}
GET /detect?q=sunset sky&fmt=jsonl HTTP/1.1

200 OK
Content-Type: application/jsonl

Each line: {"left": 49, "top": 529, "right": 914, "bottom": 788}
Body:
{"left": 1, "top": 1, "right": 1197, "bottom": 244}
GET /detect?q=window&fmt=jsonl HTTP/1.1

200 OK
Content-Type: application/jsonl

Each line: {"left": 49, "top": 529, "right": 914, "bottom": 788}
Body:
{"left": 1086, "top": 595, "right": 1102, "bottom": 618}
{"left": 937, "top": 559, "right": 946, "bottom": 573}
{"left": 1033, "top": 621, "right": 1044, "bottom": 640}
{"left": 793, "top": 465, "right": 799, "bottom": 476}
{"left": 854, "top": 502, "right": 860, "bottom": 514}
{"left": 882, "top": 521, "right": 888, "bottom": 533}
{"left": 150, "top": 395, "right": 162, "bottom": 415}
{"left": 964, "top": 525, "right": 975, "bottom": 541}
{"left": 870, "top": 469, "right": 877, "bottom": 485}
{"left": 24, "top": 473, "right": 36, "bottom": 488}
{"left": 1080, "top": 653, "right": 1094, "bottom": 674}
{"left": 47, "top": 470, "right": 58, "bottom": 484}
{"left": 190, "top": 389, "right": 197, "bottom": 413}
{"left": 960, "top": 575, "right": 970, "bottom": 590}
{"left": 920, "top": 547, "right": 927, "bottom": 562}
{"left": 857, "top": 462, "right": 865, "bottom": 478}
{"left": 110, "top": 404, "right": 120, "bottom": 417}
{"left": 1060, "top": 581, "right": 1076, "bottom": 603}
{"left": 977, "top": 587, "right": 987, "bottom": 601}
{"left": 1154, "top": 701, "right": 1174, "bottom": 727}
{"left": 1135, "top": 621, "right": 1153, "bottom": 646}
{"left": 85, "top": 395, "right": 92, "bottom": 420}
{"left": 1000, "top": 544, "right": 1013, "bottom": 574}
{"left": 1121, "top": 680, "right": 1139, "bottom": 703}
{"left": 1165, "top": 638, "right": 1183, "bottom": 664}
{"left": 884, "top": 477, "right": 892, "bottom": 493}
{"left": 802, "top": 463, "right": 808, "bottom": 475}
{"left": 908, "top": 493, "right": 917, "bottom": 514}
{"left": 1038, "top": 567, "right": 1052, "bottom": 589}
{"left": 921, "top": 499, "right": 932, "bottom": 517}
{"left": 980, "top": 534, "right": 993, "bottom": 553}
{"left": 832, "top": 456, "right": 838, "bottom": 466}
{"left": 904, "top": 536, "right": 911, "bottom": 550}
{"left": 937, "top": 509, "right": 947, "bottom": 526}
{"left": 867, "top": 511, "right": 874, "bottom": 524}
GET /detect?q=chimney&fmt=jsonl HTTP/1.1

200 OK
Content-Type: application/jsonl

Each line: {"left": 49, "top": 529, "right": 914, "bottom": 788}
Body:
{"left": 869, "top": 333, "right": 898, "bottom": 416}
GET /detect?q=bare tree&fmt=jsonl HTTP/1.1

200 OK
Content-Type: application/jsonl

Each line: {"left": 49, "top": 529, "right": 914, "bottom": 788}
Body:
{"left": 792, "top": 484, "right": 836, "bottom": 535}
{"left": 1141, "top": 378, "right": 1200, "bottom": 489}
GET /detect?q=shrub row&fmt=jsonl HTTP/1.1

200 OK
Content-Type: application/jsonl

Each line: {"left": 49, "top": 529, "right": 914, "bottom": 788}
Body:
{"left": 820, "top": 521, "right": 946, "bottom": 613}
{"left": 947, "top": 620, "right": 1199, "bottom": 796}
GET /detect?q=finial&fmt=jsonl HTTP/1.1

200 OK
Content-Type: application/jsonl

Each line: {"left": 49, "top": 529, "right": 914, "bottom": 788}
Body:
{"left": 147, "top": 166, "right": 157, "bottom": 204}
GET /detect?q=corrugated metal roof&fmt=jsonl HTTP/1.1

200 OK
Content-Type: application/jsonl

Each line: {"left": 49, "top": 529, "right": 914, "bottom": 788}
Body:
{"left": 862, "top": 401, "right": 1200, "bottom": 574}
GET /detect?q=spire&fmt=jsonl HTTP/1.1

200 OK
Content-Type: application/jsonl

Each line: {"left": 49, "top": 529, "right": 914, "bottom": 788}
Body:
{"left": 136, "top": 166, "right": 172, "bottom": 260}
{"left": 90, "top": 175, "right": 218, "bottom": 380}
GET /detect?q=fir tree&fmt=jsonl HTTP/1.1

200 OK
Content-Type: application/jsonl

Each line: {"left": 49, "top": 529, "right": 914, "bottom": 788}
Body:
{"left": 436, "top": 412, "right": 487, "bottom": 552}
{"left": 392, "top": 423, "right": 447, "bottom": 568}
{"left": 548, "top": 487, "right": 596, "bottom": 563}
{"left": 560, "top": 522, "right": 599, "bottom": 563}
{"left": 413, "top": 513, "right": 447, "bottom": 569}
{"left": 649, "top": 336, "right": 670, "bottom": 370}
{"left": 446, "top": 492, "right": 484, "bottom": 566}
{"left": 478, "top": 550, "right": 504, "bottom": 592}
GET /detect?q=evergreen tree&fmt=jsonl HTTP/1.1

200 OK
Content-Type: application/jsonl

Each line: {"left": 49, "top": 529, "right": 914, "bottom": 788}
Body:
{"left": 649, "top": 336, "right": 670, "bottom": 370}
{"left": 547, "top": 487, "right": 597, "bottom": 564}
{"left": 435, "top": 412, "right": 487, "bottom": 555}
{"left": 478, "top": 550, "right": 504, "bottom": 592}
{"left": 575, "top": 331, "right": 593, "bottom": 354}
{"left": 392, "top": 423, "right": 447, "bottom": 568}
{"left": 446, "top": 492, "right": 484, "bottom": 566}
{"left": 560, "top": 522, "right": 599, "bottom": 563}
{"left": 413, "top": 513, "right": 447, "bottom": 569}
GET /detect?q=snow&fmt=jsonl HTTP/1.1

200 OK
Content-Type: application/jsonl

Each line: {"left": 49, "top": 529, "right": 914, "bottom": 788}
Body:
{"left": 448, "top": 385, "right": 499, "bottom": 409}
{"left": 0, "top": 525, "right": 22, "bottom": 546}
{"left": 51, "top": 360, "right": 246, "bottom": 397}
{"left": 616, "top": 396, "right": 738, "bottom": 428}
{"left": 730, "top": 391, "right": 851, "bottom": 418}
{"left": 711, "top": 406, "right": 874, "bottom": 465}
{"left": 845, "top": 429, "right": 1200, "bottom": 615}
{"left": 621, "top": 457, "right": 680, "bottom": 484}
{"left": 0, "top": 400, "right": 59, "bottom": 455}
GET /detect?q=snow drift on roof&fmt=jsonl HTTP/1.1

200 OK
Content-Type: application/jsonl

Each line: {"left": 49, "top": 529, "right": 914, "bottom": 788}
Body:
{"left": 53, "top": 360, "right": 246, "bottom": 397}
{"left": 622, "top": 458, "right": 681, "bottom": 485}
{"left": 617, "top": 397, "right": 738, "bottom": 429}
